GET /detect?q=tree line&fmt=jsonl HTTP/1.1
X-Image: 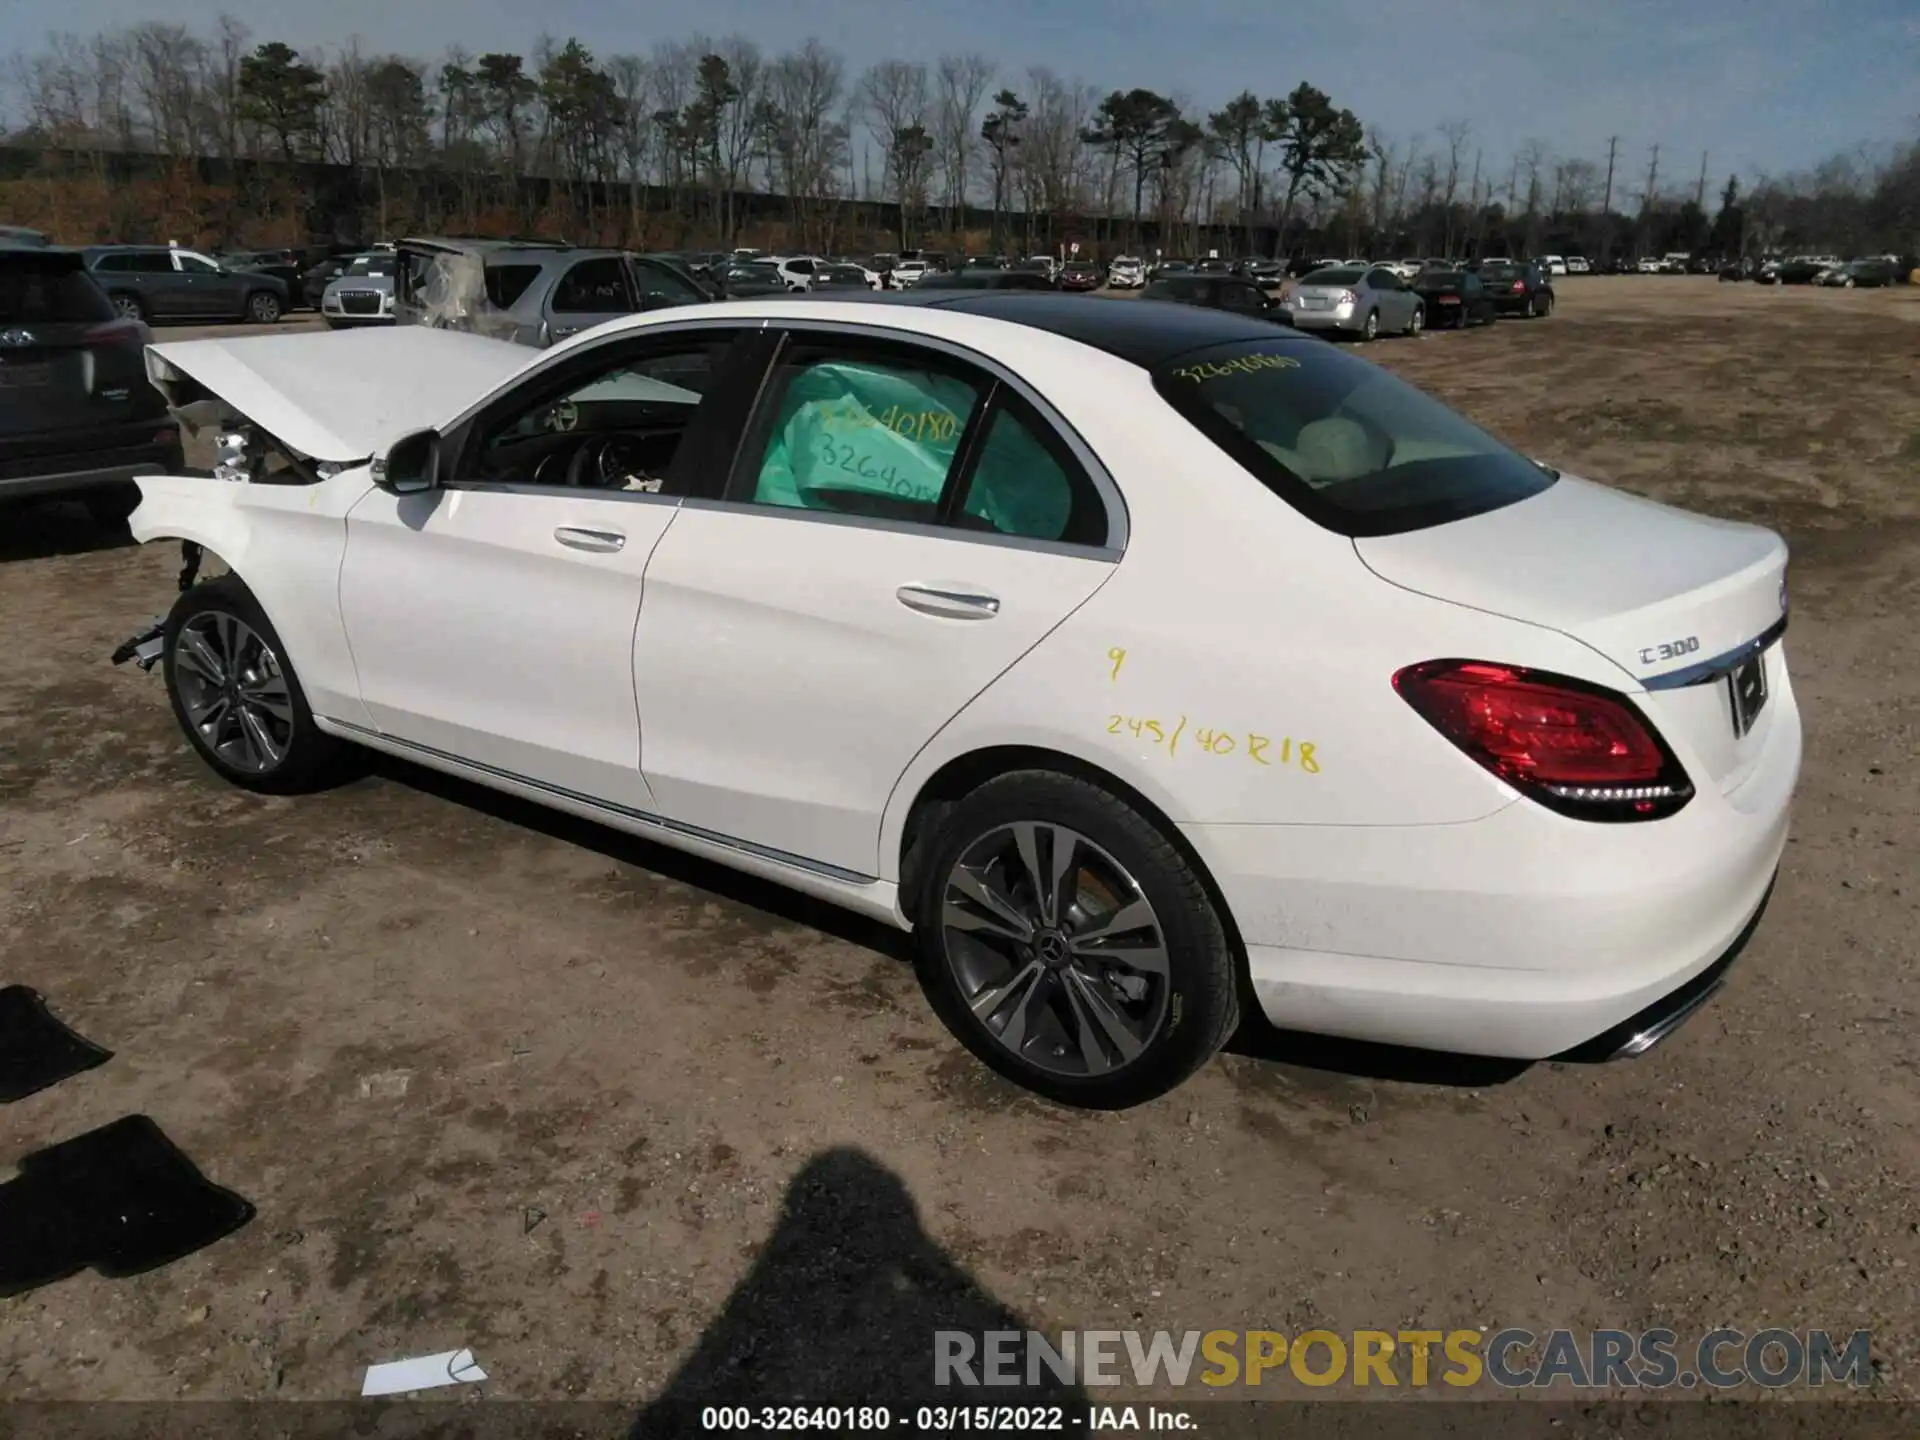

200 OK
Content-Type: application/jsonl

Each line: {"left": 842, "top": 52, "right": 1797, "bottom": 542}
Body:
{"left": 5, "top": 16, "right": 1915, "bottom": 261}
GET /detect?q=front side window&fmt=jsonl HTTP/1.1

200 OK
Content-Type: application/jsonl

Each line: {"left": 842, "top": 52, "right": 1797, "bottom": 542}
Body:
{"left": 134, "top": 252, "right": 175, "bottom": 274}
{"left": 470, "top": 336, "right": 740, "bottom": 493}
{"left": 1153, "top": 338, "right": 1553, "bottom": 537}
{"left": 551, "top": 257, "right": 634, "bottom": 314}
{"left": 735, "top": 350, "right": 983, "bottom": 523}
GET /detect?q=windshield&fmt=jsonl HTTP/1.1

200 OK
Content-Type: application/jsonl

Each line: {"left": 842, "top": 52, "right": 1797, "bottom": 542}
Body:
{"left": 1113, "top": 257, "right": 1141, "bottom": 267}
{"left": 347, "top": 255, "right": 396, "bottom": 276}
{"left": 1152, "top": 338, "right": 1554, "bottom": 537}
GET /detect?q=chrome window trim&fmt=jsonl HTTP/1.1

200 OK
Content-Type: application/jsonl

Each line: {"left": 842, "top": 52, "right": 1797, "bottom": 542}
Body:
{"left": 712, "top": 315, "right": 1131, "bottom": 553}
{"left": 676, "top": 495, "right": 1120, "bottom": 561}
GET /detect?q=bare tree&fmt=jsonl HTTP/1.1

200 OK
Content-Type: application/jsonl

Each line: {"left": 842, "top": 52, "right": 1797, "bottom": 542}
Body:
{"left": 1437, "top": 118, "right": 1470, "bottom": 255}
{"left": 859, "top": 59, "right": 933, "bottom": 244}
{"left": 933, "top": 53, "right": 994, "bottom": 236}
{"left": 765, "top": 41, "right": 848, "bottom": 249}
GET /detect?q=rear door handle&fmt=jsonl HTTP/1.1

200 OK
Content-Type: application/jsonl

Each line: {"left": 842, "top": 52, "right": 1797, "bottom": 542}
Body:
{"left": 554, "top": 526, "right": 626, "bottom": 553}
{"left": 896, "top": 584, "right": 1001, "bottom": 620}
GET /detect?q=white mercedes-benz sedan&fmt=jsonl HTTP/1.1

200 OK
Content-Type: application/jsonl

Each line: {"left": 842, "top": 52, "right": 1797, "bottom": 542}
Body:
{"left": 119, "top": 294, "right": 1799, "bottom": 1108}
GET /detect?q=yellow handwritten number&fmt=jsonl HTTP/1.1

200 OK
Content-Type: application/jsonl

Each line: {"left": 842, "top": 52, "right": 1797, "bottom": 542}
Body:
{"left": 1107, "top": 646, "right": 1127, "bottom": 682}
{"left": 1299, "top": 741, "right": 1320, "bottom": 774}
{"left": 1107, "top": 714, "right": 1123, "bottom": 734}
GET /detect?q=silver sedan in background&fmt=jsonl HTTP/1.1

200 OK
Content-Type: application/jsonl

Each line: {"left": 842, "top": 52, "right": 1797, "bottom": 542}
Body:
{"left": 1283, "top": 264, "right": 1424, "bottom": 340}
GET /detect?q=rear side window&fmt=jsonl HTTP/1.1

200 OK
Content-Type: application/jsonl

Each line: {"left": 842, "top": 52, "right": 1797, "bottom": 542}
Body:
{"left": 0, "top": 254, "right": 116, "bottom": 323}
{"left": 1153, "top": 339, "right": 1554, "bottom": 537}
{"left": 484, "top": 263, "right": 542, "bottom": 309}
{"left": 551, "top": 257, "right": 633, "bottom": 313}
{"left": 958, "top": 397, "right": 1108, "bottom": 546}
{"left": 736, "top": 351, "right": 984, "bottom": 523}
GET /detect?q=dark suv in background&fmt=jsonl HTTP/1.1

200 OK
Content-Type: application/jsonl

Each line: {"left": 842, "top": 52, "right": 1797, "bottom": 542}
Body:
{"left": 1, "top": 245, "right": 180, "bottom": 527}
{"left": 82, "top": 245, "right": 290, "bottom": 324}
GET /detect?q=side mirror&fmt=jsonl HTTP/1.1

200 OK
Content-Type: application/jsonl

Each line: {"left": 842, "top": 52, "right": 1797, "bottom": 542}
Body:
{"left": 372, "top": 428, "right": 440, "bottom": 494}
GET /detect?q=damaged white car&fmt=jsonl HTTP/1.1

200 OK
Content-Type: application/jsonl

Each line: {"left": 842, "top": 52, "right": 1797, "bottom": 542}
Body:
{"left": 116, "top": 298, "right": 1797, "bottom": 1108}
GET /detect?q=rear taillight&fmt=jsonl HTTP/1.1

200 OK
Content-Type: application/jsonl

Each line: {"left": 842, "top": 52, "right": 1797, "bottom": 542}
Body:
{"left": 1511, "top": 280, "right": 1525, "bottom": 293}
{"left": 1393, "top": 660, "right": 1694, "bottom": 821}
{"left": 83, "top": 319, "right": 149, "bottom": 347}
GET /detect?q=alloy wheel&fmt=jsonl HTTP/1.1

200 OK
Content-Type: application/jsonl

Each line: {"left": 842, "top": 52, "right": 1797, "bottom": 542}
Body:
{"left": 172, "top": 611, "right": 294, "bottom": 774}
{"left": 939, "top": 822, "right": 1172, "bottom": 1078}
{"left": 112, "top": 295, "right": 142, "bottom": 321}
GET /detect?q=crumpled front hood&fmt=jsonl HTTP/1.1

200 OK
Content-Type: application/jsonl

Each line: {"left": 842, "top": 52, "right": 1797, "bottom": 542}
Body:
{"left": 145, "top": 325, "right": 533, "bottom": 464}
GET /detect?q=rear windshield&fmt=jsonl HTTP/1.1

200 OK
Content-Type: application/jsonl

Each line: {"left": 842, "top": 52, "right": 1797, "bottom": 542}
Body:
{"left": 0, "top": 252, "right": 115, "bottom": 323}
{"left": 1152, "top": 339, "right": 1555, "bottom": 537}
{"left": 1300, "top": 267, "right": 1364, "bottom": 286}
{"left": 1416, "top": 270, "right": 1464, "bottom": 284}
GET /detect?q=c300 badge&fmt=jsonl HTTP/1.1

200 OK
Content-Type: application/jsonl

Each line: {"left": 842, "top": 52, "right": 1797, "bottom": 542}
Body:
{"left": 1639, "top": 635, "right": 1700, "bottom": 666}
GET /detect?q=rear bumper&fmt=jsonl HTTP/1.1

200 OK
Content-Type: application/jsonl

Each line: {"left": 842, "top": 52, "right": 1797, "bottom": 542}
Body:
{"left": 1285, "top": 309, "right": 1362, "bottom": 332}
{"left": 1183, "top": 669, "right": 1801, "bottom": 1059}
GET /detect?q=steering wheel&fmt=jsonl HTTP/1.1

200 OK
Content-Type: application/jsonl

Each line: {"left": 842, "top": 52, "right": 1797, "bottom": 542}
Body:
{"left": 564, "top": 435, "right": 610, "bottom": 489}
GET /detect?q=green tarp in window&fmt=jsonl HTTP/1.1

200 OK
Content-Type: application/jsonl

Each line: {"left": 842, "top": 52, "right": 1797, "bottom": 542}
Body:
{"left": 754, "top": 361, "right": 976, "bottom": 512}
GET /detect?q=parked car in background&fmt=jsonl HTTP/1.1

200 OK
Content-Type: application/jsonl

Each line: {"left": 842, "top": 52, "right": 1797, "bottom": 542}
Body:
{"left": 1237, "top": 258, "right": 1286, "bottom": 286}
{"left": 1767, "top": 258, "right": 1832, "bottom": 286}
{"left": 912, "top": 268, "right": 1059, "bottom": 292}
{"left": 83, "top": 244, "right": 289, "bottom": 324}
{"left": 1409, "top": 268, "right": 1498, "bottom": 328}
{"left": 964, "top": 255, "right": 1009, "bottom": 272}
{"left": 1107, "top": 256, "right": 1145, "bottom": 288}
{"left": 1282, "top": 265, "right": 1424, "bottom": 339}
{"left": 1565, "top": 256, "right": 1591, "bottom": 274}
{"left": 393, "top": 237, "right": 709, "bottom": 348}
{"left": 1013, "top": 257, "right": 1059, "bottom": 287}
{"left": 1149, "top": 258, "right": 1195, "bottom": 280}
{"left": 321, "top": 252, "right": 398, "bottom": 327}
{"left": 1477, "top": 260, "right": 1555, "bottom": 317}
{"left": 720, "top": 260, "right": 791, "bottom": 298}
{"left": 1195, "top": 257, "right": 1234, "bottom": 275}
{"left": 1142, "top": 272, "right": 1292, "bottom": 323}
{"left": 1819, "top": 258, "right": 1900, "bottom": 288}
{"left": 220, "top": 248, "right": 308, "bottom": 304}
{"left": 1718, "top": 258, "right": 1757, "bottom": 282}
{"left": 1540, "top": 255, "right": 1568, "bottom": 276}
{"left": 812, "top": 262, "right": 880, "bottom": 293}
{"left": 0, "top": 244, "right": 180, "bottom": 528}
{"left": 1058, "top": 260, "right": 1103, "bottom": 292}
{"left": 0, "top": 224, "right": 49, "bottom": 247}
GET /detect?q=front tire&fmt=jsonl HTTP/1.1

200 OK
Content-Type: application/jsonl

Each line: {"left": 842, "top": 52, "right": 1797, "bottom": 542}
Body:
{"left": 162, "top": 575, "right": 343, "bottom": 795}
{"left": 910, "top": 770, "right": 1240, "bottom": 1109}
{"left": 110, "top": 292, "right": 146, "bottom": 322}
{"left": 1407, "top": 304, "right": 1424, "bottom": 337}
{"left": 247, "top": 291, "right": 283, "bottom": 324}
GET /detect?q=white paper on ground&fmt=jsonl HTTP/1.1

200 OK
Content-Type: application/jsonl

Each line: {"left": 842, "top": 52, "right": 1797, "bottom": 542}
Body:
{"left": 361, "top": 1347, "right": 489, "bottom": 1397}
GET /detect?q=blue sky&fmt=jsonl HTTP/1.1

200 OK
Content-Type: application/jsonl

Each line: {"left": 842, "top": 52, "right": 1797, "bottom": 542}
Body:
{"left": 2, "top": 0, "right": 1914, "bottom": 182}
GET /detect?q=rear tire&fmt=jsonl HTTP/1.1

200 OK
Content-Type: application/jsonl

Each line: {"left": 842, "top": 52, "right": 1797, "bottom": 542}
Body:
{"left": 1361, "top": 309, "right": 1379, "bottom": 342}
{"left": 109, "top": 292, "right": 145, "bottom": 322}
{"left": 162, "top": 575, "right": 345, "bottom": 795}
{"left": 247, "top": 291, "right": 283, "bottom": 324}
{"left": 1407, "top": 305, "right": 1424, "bottom": 337}
{"left": 910, "top": 770, "right": 1240, "bottom": 1109}
{"left": 1523, "top": 293, "right": 1537, "bottom": 318}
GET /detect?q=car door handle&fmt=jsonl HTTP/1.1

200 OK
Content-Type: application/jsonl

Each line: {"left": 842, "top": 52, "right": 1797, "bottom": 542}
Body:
{"left": 896, "top": 584, "right": 1001, "bottom": 620}
{"left": 554, "top": 526, "right": 626, "bottom": 553}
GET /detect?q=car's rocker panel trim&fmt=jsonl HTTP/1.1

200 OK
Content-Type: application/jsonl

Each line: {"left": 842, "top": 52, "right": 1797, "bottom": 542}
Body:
{"left": 1640, "top": 613, "right": 1789, "bottom": 691}
{"left": 318, "top": 717, "right": 879, "bottom": 885}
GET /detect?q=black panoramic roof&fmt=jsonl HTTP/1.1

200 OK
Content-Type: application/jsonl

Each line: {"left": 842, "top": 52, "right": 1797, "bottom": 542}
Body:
{"left": 869, "top": 291, "right": 1300, "bottom": 368}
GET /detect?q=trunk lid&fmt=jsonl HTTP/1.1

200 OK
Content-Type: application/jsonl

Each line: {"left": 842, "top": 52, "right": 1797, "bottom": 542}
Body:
{"left": 144, "top": 325, "right": 532, "bottom": 464}
{"left": 1356, "top": 475, "right": 1790, "bottom": 792}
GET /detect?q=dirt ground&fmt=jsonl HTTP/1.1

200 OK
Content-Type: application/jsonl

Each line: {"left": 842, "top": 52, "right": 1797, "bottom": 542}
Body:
{"left": 0, "top": 278, "right": 1916, "bottom": 1418}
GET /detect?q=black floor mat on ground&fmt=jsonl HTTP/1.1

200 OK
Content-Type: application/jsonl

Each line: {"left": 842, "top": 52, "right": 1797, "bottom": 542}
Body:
{"left": 0, "top": 1114, "right": 256, "bottom": 1297}
{"left": 0, "top": 984, "right": 112, "bottom": 1102}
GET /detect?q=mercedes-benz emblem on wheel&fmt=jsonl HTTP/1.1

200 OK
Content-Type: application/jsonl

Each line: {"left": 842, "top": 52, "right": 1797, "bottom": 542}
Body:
{"left": 0, "top": 328, "right": 35, "bottom": 347}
